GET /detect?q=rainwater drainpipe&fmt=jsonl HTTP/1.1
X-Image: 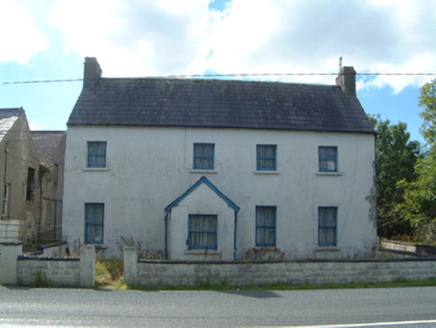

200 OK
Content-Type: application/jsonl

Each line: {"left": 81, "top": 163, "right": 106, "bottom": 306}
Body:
{"left": 164, "top": 210, "right": 169, "bottom": 260}
{"left": 233, "top": 211, "right": 238, "bottom": 260}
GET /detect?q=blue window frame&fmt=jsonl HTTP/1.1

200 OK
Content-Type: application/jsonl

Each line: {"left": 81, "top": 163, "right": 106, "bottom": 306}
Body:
{"left": 318, "top": 207, "right": 337, "bottom": 246}
{"left": 319, "top": 146, "right": 337, "bottom": 172}
{"left": 87, "top": 142, "right": 107, "bottom": 168}
{"left": 188, "top": 215, "right": 217, "bottom": 250}
{"left": 257, "top": 145, "right": 277, "bottom": 171}
{"left": 85, "top": 203, "right": 104, "bottom": 244}
{"left": 256, "top": 206, "right": 276, "bottom": 247}
{"left": 193, "top": 143, "right": 214, "bottom": 170}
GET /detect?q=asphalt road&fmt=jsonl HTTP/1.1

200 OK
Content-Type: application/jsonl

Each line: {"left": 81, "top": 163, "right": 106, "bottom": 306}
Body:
{"left": 0, "top": 286, "right": 435, "bottom": 327}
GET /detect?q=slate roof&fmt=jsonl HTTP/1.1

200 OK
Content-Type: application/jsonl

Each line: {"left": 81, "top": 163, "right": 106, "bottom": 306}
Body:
{"left": 0, "top": 108, "right": 22, "bottom": 142}
{"left": 68, "top": 78, "right": 374, "bottom": 134}
{"left": 31, "top": 131, "right": 66, "bottom": 163}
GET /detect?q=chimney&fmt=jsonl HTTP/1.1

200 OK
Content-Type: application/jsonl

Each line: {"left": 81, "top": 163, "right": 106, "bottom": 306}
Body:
{"left": 83, "top": 57, "right": 102, "bottom": 88}
{"left": 336, "top": 66, "right": 356, "bottom": 97}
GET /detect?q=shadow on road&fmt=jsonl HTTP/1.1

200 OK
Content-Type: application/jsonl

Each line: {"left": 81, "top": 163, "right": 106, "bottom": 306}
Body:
{"left": 218, "top": 290, "right": 281, "bottom": 299}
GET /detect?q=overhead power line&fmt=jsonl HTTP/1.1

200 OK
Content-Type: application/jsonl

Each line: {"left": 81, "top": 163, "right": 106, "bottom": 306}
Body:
{"left": 1, "top": 72, "right": 436, "bottom": 85}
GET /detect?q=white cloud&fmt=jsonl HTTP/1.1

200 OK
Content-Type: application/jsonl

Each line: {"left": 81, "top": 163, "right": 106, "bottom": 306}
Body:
{"left": 0, "top": 0, "right": 49, "bottom": 64}
{"left": 45, "top": 0, "right": 436, "bottom": 92}
{"left": 207, "top": 0, "right": 436, "bottom": 91}
{"left": 47, "top": 0, "right": 211, "bottom": 77}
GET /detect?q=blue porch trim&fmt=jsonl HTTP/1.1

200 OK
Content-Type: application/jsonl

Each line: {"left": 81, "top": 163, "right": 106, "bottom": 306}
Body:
{"left": 165, "top": 176, "right": 240, "bottom": 213}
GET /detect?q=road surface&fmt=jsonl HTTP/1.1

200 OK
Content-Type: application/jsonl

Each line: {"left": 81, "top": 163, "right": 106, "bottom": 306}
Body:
{"left": 0, "top": 286, "right": 435, "bottom": 327}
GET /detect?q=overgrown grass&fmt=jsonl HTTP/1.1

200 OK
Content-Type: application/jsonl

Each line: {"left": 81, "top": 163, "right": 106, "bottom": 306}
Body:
{"left": 95, "top": 259, "right": 125, "bottom": 289}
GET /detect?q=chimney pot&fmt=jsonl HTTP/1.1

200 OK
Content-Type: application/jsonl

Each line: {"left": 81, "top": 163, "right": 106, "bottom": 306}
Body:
{"left": 336, "top": 66, "right": 356, "bottom": 97}
{"left": 83, "top": 57, "right": 102, "bottom": 88}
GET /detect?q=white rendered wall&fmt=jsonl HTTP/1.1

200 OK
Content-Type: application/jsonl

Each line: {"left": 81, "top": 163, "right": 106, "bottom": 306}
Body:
{"left": 63, "top": 126, "right": 376, "bottom": 259}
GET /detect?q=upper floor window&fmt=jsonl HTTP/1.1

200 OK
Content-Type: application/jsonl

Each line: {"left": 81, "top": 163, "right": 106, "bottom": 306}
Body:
{"left": 87, "top": 142, "right": 107, "bottom": 168}
{"left": 188, "top": 214, "right": 217, "bottom": 250}
{"left": 257, "top": 145, "right": 277, "bottom": 171}
{"left": 318, "top": 206, "right": 337, "bottom": 246}
{"left": 85, "top": 203, "right": 104, "bottom": 244}
{"left": 319, "top": 146, "right": 337, "bottom": 172}
{"left": 256, "top": 206, "right": 276, "bottom": 247}
{"left": 193, "top": 143, "right": 214, "bottom": 170}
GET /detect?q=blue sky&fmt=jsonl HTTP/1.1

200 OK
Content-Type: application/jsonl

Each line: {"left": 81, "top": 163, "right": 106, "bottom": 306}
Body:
{"left": 1, "top": 0, "right": 435, "bottom": 144}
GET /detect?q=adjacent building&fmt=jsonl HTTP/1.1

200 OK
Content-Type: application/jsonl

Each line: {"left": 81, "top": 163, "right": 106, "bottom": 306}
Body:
{"left": 0, "top": 108, "right": 40, "bottom": 243}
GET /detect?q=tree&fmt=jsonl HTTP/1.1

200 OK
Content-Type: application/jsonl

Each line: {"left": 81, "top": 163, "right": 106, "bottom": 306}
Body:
{"left": 398, "top": 79, "right": 436, "bottom": 241}
{"left": 369, "top": 116, "right": 420, "bottom": 238}
{"left": 419, "top": 79, "right": 436, "bottom": 144}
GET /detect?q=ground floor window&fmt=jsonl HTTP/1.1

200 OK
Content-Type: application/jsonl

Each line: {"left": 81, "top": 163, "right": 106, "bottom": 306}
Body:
{"left": 318, "top": 206, "right": 337, "bottom": 246}
{"left": 188, "top": 215, "right": 217, "bottom": 250}
{"left": 256, "top": 206, "right": 276, "bottom": 247}
{"left": 85, "top": 203, "right": 104, "bottom": 244}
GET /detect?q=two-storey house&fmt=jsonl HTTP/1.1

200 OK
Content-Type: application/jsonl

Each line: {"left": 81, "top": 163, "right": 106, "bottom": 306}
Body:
{"left": 62, "top": 57, "right": 376, "bottom": 260}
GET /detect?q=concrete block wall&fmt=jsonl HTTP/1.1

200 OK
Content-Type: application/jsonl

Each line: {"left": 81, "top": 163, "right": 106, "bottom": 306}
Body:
{"left": 123, "top": 248, "right": 436, "bottom": 287}
{"left": 18, "top": 257, "right": 80, "bottom": 286}
{"left": 0, "top": 243, "right": 95, "bottom": 287}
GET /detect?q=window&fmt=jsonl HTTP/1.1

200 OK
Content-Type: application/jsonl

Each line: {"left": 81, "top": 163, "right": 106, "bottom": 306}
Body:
{"left": 318, "top": 207, "right": 337, "bottom": 246}
{"left": 87, "top": 142, "right": 107, "bottom": 168}
{"left": 85, "top": 203, "right": 104, "bottom": 244}
{"left": 193, "top": 143, "right": 214, "bottom": 170}
{"left": 257, "top": 145, "right": 277, "bottom": 171}
{"left": 53, "top": 163, "right": 59, "bottom": 185}
{"left": 2, "top": 184, "right": 10, "bottom": 217}
{"left": 319, "top": 146, "right": 337, "bottom": 172}
{"left": 256, "top": 206, "right": 276, "bottom": 247}
{"left": 188, "top": 215, "right": 217, "bottom": 250}
{"left": 26, "top": 167, "right": 35, "bottom": 201}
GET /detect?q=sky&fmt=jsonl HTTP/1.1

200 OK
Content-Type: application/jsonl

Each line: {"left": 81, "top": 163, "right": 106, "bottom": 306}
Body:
{"left": 0, "top": 0, "right": 435, "bottom": 144}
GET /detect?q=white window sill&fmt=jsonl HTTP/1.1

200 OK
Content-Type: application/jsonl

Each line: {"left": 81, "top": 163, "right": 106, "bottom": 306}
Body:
{"left": 189, "top": 169, "right": 217, "bottom": 174}
{"left": 315, "top": 246, "right": 341, "bottom": 252}
{"left": 316, "top": 171, "right": 342, "bottom": 176}
{"left": 82, "top": 167, "right": 110, "bottom": 172}
{"left": 254, "top": 171, "right": 279, "bottom": 175}
{"left": 185, "top": 249, "right": 222, "bottom": 256}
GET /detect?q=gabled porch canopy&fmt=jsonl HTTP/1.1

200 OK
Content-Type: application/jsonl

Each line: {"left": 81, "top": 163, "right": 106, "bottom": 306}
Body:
{"left": 164, "top": 176, "right": 240, "bottom": 260}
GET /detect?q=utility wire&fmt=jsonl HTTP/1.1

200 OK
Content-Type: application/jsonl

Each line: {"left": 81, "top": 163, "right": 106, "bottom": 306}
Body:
{"left": 1, "top": 72, "right": 436, "bottom": 85}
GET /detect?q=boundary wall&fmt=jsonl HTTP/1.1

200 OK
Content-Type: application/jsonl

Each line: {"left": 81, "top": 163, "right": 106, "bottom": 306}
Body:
{"left": 0, "top": 242, "right": 94, "bottom": 287}
{"left": 124, "top": 247, "right": 436, "bottom": 287}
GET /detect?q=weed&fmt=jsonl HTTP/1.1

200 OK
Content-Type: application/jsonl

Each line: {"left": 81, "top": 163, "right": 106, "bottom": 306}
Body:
{"left": 33, "top": 270, "right": 51, "bottom": 287}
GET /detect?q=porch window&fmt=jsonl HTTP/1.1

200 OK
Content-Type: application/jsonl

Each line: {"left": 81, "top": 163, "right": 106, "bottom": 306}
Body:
{"left": 188, "top": 215, "right": 217, "bottom": 250}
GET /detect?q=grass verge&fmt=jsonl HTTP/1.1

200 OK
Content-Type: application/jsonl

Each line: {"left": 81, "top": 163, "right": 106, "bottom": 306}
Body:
{"left": 122, "top": 277, "right": 436, "bottom": 292}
